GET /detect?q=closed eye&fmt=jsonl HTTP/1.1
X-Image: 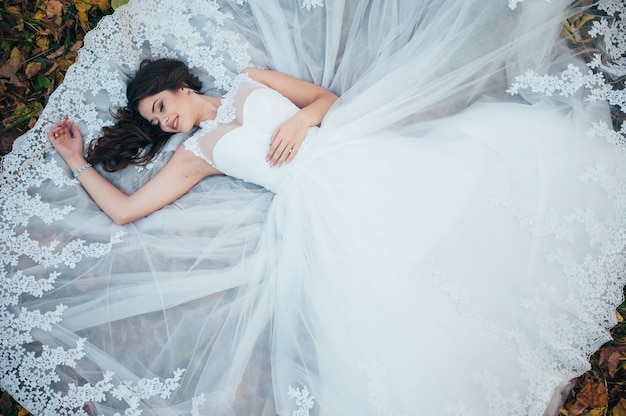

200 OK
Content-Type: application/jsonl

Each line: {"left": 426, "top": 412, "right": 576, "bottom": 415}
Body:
{"left": 149, "top": 98, "right": 164, "bottom": 126}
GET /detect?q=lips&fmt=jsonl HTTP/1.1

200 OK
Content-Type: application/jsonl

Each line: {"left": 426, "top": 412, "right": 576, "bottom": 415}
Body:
{"left": 169, "top": 116, "right": 179, "bottom": 131}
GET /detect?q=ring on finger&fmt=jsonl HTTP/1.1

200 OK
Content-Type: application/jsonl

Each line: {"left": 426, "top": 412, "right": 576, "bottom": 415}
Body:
{"left": 54, "top": 133, "right": 59, "bottom": 138}
{"left": 286, "top": 147, "right": 293, "bottom": 153}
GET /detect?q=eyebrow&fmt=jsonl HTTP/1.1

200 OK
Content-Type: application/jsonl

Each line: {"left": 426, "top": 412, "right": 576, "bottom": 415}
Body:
{"left": 151, "top": 99, "right": 158, "bottom": 114}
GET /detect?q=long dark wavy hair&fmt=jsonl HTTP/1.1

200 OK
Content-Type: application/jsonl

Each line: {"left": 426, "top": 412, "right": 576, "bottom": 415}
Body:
{"left": 86, "top": 59, "right": 203, "bottom": 172}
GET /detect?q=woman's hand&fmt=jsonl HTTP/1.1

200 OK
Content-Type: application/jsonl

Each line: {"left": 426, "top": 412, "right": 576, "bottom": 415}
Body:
{"left": 243, "top": 67, "right": 338, "bottom": 167}
{"left": 266, "top": 115, "right": 309, "bottom": 166}
{"left": 49, "top": 116, "right": 86, "bottom": 165}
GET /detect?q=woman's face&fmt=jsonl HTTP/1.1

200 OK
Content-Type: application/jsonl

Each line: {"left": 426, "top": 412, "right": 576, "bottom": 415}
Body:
{"left": 138, "top": 88, "right": 197, "bottom": 134}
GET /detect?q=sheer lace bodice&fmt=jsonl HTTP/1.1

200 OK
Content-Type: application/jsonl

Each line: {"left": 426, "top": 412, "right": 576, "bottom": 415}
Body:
{"left": 184, "top": 74, "right": 316, "bottom": 192}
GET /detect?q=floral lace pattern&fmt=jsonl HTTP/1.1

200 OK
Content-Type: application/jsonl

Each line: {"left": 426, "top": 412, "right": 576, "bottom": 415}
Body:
{"left": 0, "top": 1, "right": 253, "bottom": 414}
{"left": 430, "top": 164, "right": 626, "bottom": 415}
{"left": 507, "top": 0, "right": 626, "bottom": 148}
{"left": 357, "top": 360, "right": 407, "bottom": 416}
{"left": 287, "top": 386, "right": 315, "bottom": 416}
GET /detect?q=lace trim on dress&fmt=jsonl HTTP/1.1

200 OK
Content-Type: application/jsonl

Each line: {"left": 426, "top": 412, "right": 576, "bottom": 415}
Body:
{"left": 287, "top": 385, "right": 315, "bottom": 416}
{"left": 507, "top": 0, "right": 626, "bottom": 149}
{"left": 183, "top": 73, "right": 264, "bottom": 167}
{"left": 0, "top": 1, "right": 255, "bottom": 414}
{"left": 428, "top": 164, "right": 626, "bottom": 416}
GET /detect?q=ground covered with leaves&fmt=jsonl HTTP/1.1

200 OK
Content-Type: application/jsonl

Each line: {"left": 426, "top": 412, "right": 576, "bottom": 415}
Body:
{"left": 1, "top": 1, "right": 625, "bottom": 416}
{"left": 0, "top": 0, "right": 112, "bottom": 154}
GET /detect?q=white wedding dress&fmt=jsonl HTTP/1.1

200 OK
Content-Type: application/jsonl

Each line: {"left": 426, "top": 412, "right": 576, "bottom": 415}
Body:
{"left": 2, "top": 1, "right": 626, "bottom": 415}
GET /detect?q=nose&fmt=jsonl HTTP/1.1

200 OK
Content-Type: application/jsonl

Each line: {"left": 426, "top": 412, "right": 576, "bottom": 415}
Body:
{"left": 157, "top": 115, "right": 169, "bottom": 130}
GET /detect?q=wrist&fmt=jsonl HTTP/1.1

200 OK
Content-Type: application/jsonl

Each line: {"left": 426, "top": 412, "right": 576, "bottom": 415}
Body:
{"left": 66, "top": 156, "right": 89, "bottom": 171}
{"left": 65, "top": 156, "right": 88, "bottom": 172}
{"left": 72, "top": 162, "right": 93, "bottom": 178}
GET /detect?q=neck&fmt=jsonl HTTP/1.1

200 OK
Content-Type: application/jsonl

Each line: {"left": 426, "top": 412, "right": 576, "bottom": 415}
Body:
{"left": 196, "top": 95, "right": 222, "bottom": 125}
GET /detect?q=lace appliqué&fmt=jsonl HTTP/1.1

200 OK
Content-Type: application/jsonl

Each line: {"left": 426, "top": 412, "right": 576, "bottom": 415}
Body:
{"left": 184, "top": 73, "right": 263, "bottom": 166}
{"left": 190, "top": 393, "right": 206, "bottom": 416}
{"left": 287, "top": 385, "right": 315, "bottom": 416}
{"left": 236, "top": 0, "right": 323, "bottom": 10}
{"left": 357, "top": 360, "right": 407, "bottom": 416}
{"left": 0, "top": 1, "right": 253, "bottom": 414}
{"left": 507, "top": 0, "right": 626, "bottom": 149}
{"left": 431, "top": 163, "right": 626, "bottom": 415}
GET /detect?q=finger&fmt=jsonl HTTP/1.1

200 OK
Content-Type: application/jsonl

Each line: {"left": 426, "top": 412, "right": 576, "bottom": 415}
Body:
{"left": 49, "top": 126, "right": 63, "bottom": 139}
{"left": 267, "top": 132, "right": 289, "bottom": 165}
{"left": 276, "top": 144, "right": 295, "bottom": 166}
{"left": 70, "top": 121, "right": 81, "bottom": 139}
{"left": 53, "top": 120, "right": 69, "bottom": 133}
{"left": 269, "top": 141, "right": 290, "bottom": 166}
{"left": 284, "top": 143, "right": 300, "bottom": 164}
{"left": 267, "top": 129, "right": 283, "bottom": 162}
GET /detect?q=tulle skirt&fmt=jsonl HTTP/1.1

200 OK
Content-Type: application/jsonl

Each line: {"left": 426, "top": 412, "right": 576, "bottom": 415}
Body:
{"left": 2, "top": 0, "right": 626, "bottom": 415}
{"left": 256, "top": 101, "right": 626, "bottom": 415}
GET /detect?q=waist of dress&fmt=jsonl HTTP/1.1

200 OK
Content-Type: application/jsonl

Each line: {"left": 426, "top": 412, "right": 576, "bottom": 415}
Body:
{"left": 273, "top": 126, "right": 320, "bottom": 194}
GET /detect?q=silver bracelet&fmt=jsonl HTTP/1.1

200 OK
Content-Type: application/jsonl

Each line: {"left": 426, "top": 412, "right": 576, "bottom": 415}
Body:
{"left": 73, "top": 163, "right": 92, "bottom": 178}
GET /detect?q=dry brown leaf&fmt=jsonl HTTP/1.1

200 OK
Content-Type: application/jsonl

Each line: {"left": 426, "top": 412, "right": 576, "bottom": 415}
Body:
{"left": 569, "top": 379, "right": 608, "bottom": 415}
{"left": 46, "top": 48, "right": 65, "bottom": 60}
{"left": 70, "top": 39, "right": 83, "bottom": 52}
{"left": 614, "top": 398, "right": 626, "bottom": 416}
{"left": 598, "top": 345, "right": 626, "bottom": 379}
{"left": 46, "top": 0, "right": 65, "bottom": 18}
{"left": 0, "top": 57, "right": 20, "bottom": 79}
{"left": 25, "top": 62, "right": 42, "bottom": 79}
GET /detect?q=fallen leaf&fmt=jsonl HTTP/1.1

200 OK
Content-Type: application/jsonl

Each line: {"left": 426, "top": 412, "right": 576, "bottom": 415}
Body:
{"left": 46, "top": 0, "right": 65, "bottom": 18}
{"left": 0, "top": 57, "right": 20, "bottom": 79}
{"left": 46, "top": 47, "right": 66, "bottom": 59}
{"left": 598, "top": 345, "right": 626, "bottom": 379}
{"left": 36, "top": 36, "right": 50, "bottom": 51}
{"left": 568, "top": 378, "right": 608, "bottom": 415}
{"left": 614, "top": 398, "right": 626, "bottom": 416}
{"left": 25, "top": 62, "right": 42, "bottom": 79}
{"left": 70, "top": 39, "right": 83, "bottom": 52}
{"left": 17, "top": 406, "right": 31, "bottom": 416}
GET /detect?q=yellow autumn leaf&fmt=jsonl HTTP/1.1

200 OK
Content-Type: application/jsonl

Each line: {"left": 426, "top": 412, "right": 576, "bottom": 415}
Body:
{"left": 93, "top": 0, "right": 112, "bottom": 11}
{"left": 10, "top": 47, "right": 22, "bottom": 62}
{"left": 586, "top": 407, "right": 606, "bottom": 416}
{"left": 34, "top": 9, "right": 47, "bottom": 21}
{"left": 571, "top": 14, "right": 596, "bottom": 29}
{"left": 74, "top": 0, "right": 111, "bottom": 22}
{"left": 17, "top": 407, "right": 31, "bottom": 416}
{"left": 36, "top": 36, "right": 50, "bottom": 51}
{"left": 74, "top": 0, "right": 91, "bottom": 22}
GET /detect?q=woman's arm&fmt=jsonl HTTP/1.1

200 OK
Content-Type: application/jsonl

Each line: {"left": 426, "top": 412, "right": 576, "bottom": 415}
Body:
{"left": 50, "top": 118, "right": 218, "bottom": 225}
{"left": 243, "top": 67, "right": 338, "bottom": 166}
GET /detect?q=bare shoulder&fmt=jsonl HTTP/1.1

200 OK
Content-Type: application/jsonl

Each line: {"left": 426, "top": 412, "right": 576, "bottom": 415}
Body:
{"left": 173, "top": 140, "right": 222, "bottom": 176}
